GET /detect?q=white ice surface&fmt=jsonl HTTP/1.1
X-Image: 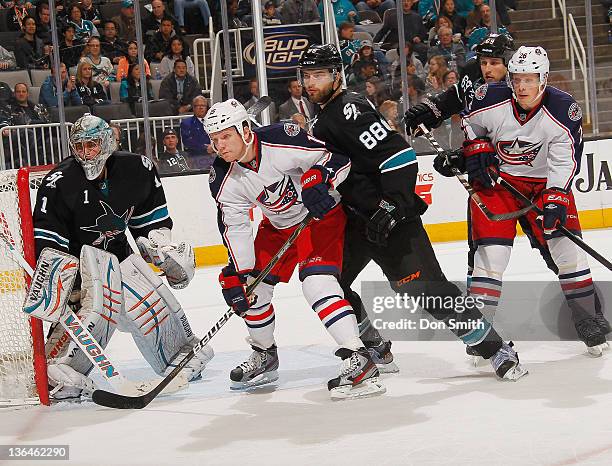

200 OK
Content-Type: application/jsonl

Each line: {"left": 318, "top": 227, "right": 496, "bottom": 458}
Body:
{"left": 2, "top": 229, "right": 612, "bottom": 466}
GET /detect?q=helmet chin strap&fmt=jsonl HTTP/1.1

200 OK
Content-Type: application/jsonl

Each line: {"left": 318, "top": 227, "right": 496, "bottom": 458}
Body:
{"left": 317, "top": 70, "right": 342, "bottom": 106}
{"left": 238, "top": 129, "right": 255, "bottom": 163}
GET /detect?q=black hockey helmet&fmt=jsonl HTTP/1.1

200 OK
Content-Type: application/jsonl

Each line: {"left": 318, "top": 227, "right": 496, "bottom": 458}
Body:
{"left": 475, "top": 32, "right": 515, "bottom": 65}
{"left": 297, "top": 44, "right": 343, "bottom": 72}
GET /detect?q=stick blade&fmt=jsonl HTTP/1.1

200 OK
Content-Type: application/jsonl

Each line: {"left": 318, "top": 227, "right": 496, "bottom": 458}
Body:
{"left": 92, "top": 389, "right": 150, "bottom": 409}
{"left": 246, "top": 96, "right": 272, "bottom": 117}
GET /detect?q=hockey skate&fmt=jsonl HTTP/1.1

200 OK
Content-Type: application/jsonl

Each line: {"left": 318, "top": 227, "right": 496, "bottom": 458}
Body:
{"left": 465, "top": 344, "right": 487, "bottom": 367}
{"left": 328, "top": 348, "right": 386, "bottom": 400}
{"left": 230, "top": 344, "right": 279, "bottom": 390}
{"left": 575, "top": 317, "right": 609, "bottom": 357}
{"left": 367, "top": 340, "right": 399, "bottom": 373}
{"left": 490, "top": 342, "right": 528, "bottom": 381}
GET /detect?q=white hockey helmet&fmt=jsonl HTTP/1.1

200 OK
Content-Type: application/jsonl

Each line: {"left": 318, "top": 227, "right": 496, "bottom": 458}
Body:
{"left": 69, "top": 114, "right": 117, "bottom": 180}
{"left": 203, "top": 99, "right": 253, "bottom": 159}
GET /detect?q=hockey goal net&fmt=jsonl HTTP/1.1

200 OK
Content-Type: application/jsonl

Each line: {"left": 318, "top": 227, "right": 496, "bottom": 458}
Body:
{"left": 0, "top": 166, "right": 50, "bottom": 406}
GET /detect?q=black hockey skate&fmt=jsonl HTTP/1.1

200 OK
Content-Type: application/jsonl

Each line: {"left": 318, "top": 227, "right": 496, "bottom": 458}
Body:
{"left": 230, "top": 344, "right": 279, "bottom": 389}
{"left": 595, "top": 308, "right": 611, "bottom": 335}
{"left": 328, "top": 348, "right": 386, "bottom": 400}
{"left": 575, "top": 318, "right": 609, "bottom": 357}
{"left": 465, "top": 344, "right": 487, "bottom": 367}
{"left": 490, "top": 342, "right": 528, "bottom": 381}
{"left": 367, "top": 340, "right": 399, "bottom": 373}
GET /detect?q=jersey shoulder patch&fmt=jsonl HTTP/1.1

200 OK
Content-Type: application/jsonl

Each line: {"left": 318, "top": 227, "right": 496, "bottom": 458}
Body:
{"left": 543, "top": 86, "right": 582, "bottom": 128}
{"left": 469, "top": 82, "right": 513, "bottom": 112}
{"left": 255, "top": 123, "right": 325, "bottom": 150}
{"left": 208, "top": 157, "right": 232, "bottom": 200}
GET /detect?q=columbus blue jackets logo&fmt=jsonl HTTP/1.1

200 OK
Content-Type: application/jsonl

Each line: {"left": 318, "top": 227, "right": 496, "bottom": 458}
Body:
{"left": 283, "top": 122, "right": 300, "bottom": 137}
{"left": 568, "top": 102, "right": 582, "bottom": 122}
{"left": 81, "top": 201, "right": 134, "bottom": 248}
{"left": 256, "top": 176, "right": 299, "bottom": 213}
{"left": 496, "top": 138, "right": 543, "bottom": 166}
{"left": 474, "top": 84, "right": 488, "bottom": 100}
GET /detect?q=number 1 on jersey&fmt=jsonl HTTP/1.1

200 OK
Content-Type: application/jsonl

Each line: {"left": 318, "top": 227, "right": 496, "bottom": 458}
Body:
{"left": 83, "top": 190, "right": 89, "bottom": 204}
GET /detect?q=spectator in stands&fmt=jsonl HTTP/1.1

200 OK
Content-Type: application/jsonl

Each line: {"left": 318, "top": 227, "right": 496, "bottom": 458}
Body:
{"left": 374, "top": 0, "right": 427, "bottom": 64}
{"left": 75, "top": 61, "right": 109, "bottom": 107}
{"left": 425, "top": 55, "right": 447, "bottom": 93}
{"left": 428, "top": 26, "right": 465, "bottom": 71}
{"left": 112, "top": 0, "right": 137, "bottom": 42}
{"left": 443, "top": 69, "right": 459, "bottom": 89}
{"left": 338, "top": 22, "right": 360, "bottom": 66}
{"left": 243, "top": 77, "right": 277, "bottom": 122}
{"left": 157, "top": 128, "right": 191, "bottom": 174}
{"left": 120, "top": 63, "right": 153, "bottom": 113}
{"left": 279, "top": 78, "right": 315, "bottom": 121}
{"left": 428, "top": 15, "right": 454, "bottom": 46}
{"left": 67, "top": 3, "right": 98, "bottom": 41}
{"left": 351, "top": 41, "right": 387, "bottom": 78}
{"left": 466, "top": 0, "right": 486, "bottom": 34}
{"left": 159, "top": 37, "right": 195, "bottom": 78}
{"left": 159, "top": 58, "right": 202, "bottom": 114}
{"left": 100, "top": 20, "right": 128, "bottom": 65}
{"left": 143, "top": 0, "right": 179, "bottom": 33}
{"left": 226, "top": 0, "right": 248, "bottom": 28}
{"left": 174, "top": 0, "right": 211, "bottom": 34}
{"left": 364, "top": 76, "right": 389, "bottom": 108}
{"left": 146, "top": 18, "right": 177, "bottom": 63}
{"left": 180, "top": 95, "right": 215, "bottom": 168}
{"left": 391, "top": 42, "right": 425, "bottom": 84}
{"left": 35, "top": 3, "right": 51, "bottom": 43}
{"left": 59, "top": 24, "right": 84, "bottom": 70}
{"left": 262, "top": 1, "right": 282, "bottom": 25}
{"left": 116, "top": 41, "right": 151, "bottom": 82}
{"left": 7, "top": 83, "right": 48, "bottom": 125}
{"left": 80, "top": 36, "right": 114, "bottom": 95}
{"left": 39, "top": 62, "right": 82, "bottom": 107}
{"left": 80, "top": 0, "right": 101, "bottom": 27}
{"left": 356, "top": 0, "right": 395, "bottom": 18}
{"left": 282, "top": 0, "right": 320, "bottom": 24}
{"left": 109, "top": 122, "right": 123, "bottom": 150}
{"left": 440, "top": 0, "right": 467, "bottom": 35}
{"left": 407, "top": 74, "right": 426, "bottom": 103}
{"left": 318, "top": 0, "right": 356, "bottom": 25}
{"left": 378, "top": 100, "right": 399, "bottom": 132}
{"left": 15, "top": 17, "right": 48, "bottom": 70}
{"left": 0, "top": 45, "right": 17, "bottom": 70}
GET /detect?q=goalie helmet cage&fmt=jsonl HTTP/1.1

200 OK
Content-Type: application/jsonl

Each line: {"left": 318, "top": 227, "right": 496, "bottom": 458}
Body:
{"left": 0, "top": 166, "right": 51, "bottom": 406}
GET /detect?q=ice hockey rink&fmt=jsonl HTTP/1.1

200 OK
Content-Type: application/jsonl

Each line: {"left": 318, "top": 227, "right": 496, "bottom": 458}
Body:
{"left": 1, "top": 229, "right": 611, "bottom": 466}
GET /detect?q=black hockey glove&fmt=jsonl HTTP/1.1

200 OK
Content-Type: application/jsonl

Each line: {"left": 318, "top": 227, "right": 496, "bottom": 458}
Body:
{"left": 219, "top": 266, "right": 255, "bottom": 316}
{"left": 366, "top": 198, "right": 406, "bottom": 246}
{"left": 433, "top": 148, "right": 465, "bottom": 177}
{"left": 404, "top": 98, "right": 444, "bottom": 134}
{"left": 463, "top": 139, "right": 499, "bottom": 188}
{"left": 300, "top": 165, "right": 336, "bottom": 220}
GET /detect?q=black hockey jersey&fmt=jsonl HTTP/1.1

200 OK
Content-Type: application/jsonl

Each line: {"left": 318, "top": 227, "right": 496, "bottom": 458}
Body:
{"left": 33, "top": 151, "right": 172, "bottom": 262}
{"left": 311, "top": 90, "right": 425, "bottom": 217}
{"left": 430, "top": 58, "right": 483, "bottom": 120}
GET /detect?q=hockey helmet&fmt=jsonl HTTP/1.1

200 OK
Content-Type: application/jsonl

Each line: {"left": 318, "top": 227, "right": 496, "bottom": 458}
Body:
{"left": 69, "top": 114, "right": 117, "bottom": 180}
{"left": 297, "top": 44, "right": 343, "bottom": 72}
{"left": 475, "top": 32, "right": 515, "bottom": 65}
{"left": 203, "top": 99, "right": 254, "bottom": 158}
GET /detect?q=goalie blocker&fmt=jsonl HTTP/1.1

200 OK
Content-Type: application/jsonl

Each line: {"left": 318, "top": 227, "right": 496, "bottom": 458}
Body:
{"left": 26, "top": 246, "right": 212, "bottom": 400}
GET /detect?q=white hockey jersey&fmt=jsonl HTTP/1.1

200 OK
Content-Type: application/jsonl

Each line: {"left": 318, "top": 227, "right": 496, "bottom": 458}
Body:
{"left": 462, "top": 83, "right": 584, "bottom": 191}
{"left": 209, "top": 122, "right": 351, "bottom": 273}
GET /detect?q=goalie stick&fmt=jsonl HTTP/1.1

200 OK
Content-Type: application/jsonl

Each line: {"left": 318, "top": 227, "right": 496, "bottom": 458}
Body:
{"left": 91, "top": 214, "right": 314, "bottom": 409}
{"left": 418, "top": 124, "right": 534, "bottom": 221}
{"left": 246, "top": 95, "right": 273, "bottom": 127}
{"left": 0, "top": 212, "right": 188, "bottom": 398}
{"left": 489, "top": 172, "right": 612, "bottom": 271}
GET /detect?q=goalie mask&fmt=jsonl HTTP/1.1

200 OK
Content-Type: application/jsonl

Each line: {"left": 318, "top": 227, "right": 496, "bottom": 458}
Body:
{"left": 203, "top": 99, "right": 254, "bottom": 162}
{"left": 70, "top": 114, "right": 117, "bottom": 180}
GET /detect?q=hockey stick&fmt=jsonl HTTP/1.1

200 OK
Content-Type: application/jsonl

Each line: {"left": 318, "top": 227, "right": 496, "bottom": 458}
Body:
{"left": 0, "top": 213, "right": 188, "bottom": 398}
{"left": 92, "top": 214, "right": 314, "bottom": 409}
{"left": 417, "top": 124, "right": 534, "bottom": 221}
{"left": 489, "top": 172, "right": 612, "bottom": 271}
{"left": 246, "top": 96, "right": 272, "bottom": 127}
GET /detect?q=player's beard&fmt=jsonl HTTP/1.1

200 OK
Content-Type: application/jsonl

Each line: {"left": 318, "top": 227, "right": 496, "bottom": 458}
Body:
{"left": 306, "top": 83, "right": 334, "bottom": 105}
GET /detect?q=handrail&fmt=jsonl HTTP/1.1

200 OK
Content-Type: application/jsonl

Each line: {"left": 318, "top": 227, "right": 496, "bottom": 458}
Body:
{"left": 568, "top": 13, "right": 591, "bottom": 125}
{"left": 551, "top": 0, "right": 569, "bottom": 59}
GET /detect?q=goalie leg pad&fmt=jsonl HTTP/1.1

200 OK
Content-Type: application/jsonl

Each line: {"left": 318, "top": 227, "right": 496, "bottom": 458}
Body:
{"left": 121, "top": 254, "right": 203, "bottom": 376}
{"left": 47, "top": 363, "right": 96, "bottom": 400}
{"left": 47, "top": 246, "right": 121, "bottom": 377}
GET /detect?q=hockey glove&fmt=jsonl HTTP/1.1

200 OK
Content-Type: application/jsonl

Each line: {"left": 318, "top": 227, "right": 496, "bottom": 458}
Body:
{"left": 300, "top": 165, "right": 336, "bottom": 220}
{"left": 218, "top": 266, "right": 253, "bottom": 316}
{"left": 540, "top": 188, "right": 571, "bottom": 235}
{"left": 366, "top": 198, "right": 406, "bottom": 246}
{"left": 433, "top": 148, "right": 465, "bottom": 177}
{"left": 404, "top": 98, "right": 444, "bottom": 134}
{"left": 463, "top": 139, "right": 499, "bottom": 189}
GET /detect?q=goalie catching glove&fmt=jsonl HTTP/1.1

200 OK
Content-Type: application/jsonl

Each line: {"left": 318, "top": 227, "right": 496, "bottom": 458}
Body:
{"left": 137, "top": 228, "right": 195, "bottom": 289}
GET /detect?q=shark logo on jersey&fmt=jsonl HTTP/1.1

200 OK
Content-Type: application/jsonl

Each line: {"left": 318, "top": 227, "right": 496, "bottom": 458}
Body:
{"left": 256, "top": 176, "right": 300, "bottom": 213}
{"left": 81, "top": 200, "right": 134, "bottom": 248}
{"left": 496, "top": 138, "right": 543, "bottom": 166}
